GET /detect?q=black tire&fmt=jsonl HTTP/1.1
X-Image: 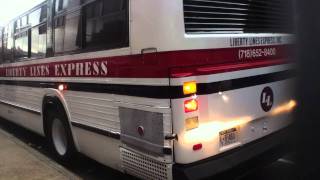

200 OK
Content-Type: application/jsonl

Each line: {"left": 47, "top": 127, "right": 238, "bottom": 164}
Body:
{"left": 47, "top": 107, "right": 76, "bottom": 162}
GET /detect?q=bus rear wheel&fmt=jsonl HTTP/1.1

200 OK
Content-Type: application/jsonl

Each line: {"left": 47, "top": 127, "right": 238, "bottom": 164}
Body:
{"left": 47, "top": 108, "right": 75, "bottom": 162}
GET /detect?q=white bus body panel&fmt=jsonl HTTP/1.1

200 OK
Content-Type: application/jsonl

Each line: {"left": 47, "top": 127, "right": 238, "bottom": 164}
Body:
{"left": 0, "top": 85, "right": 44, "bottom": 135}
{"left": 131, "top": 0, "right": 291, "bottom": 54}
{"left": 0, "top": 82, "right": 172, "bottom": 170}
{"left": 171, "top": 65, "right": 294, "bottom": 164}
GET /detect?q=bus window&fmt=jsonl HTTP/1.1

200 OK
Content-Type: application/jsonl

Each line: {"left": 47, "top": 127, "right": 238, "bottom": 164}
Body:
{"left": 63, "top": 10, "right": 82, "bottom": 52}
{"left": 21, "top": 16, "right": 28, "bottom": 28}
{"left": 14, "top": 30, "right": 29, "bottom": 60}
{"left": 68, "top": 0, "right": 81, "bottom": 7}
{"left": 31, "top": 24, "right": 47, "bottom": 58}
{"left": 53, "top": 0, "right": 128, "bottom": 55}
{"left": 3, "top": 24, "right": 14, "bottom": 62}
{"left": 0, "top": 29, "right": 3, "bottom": 63}
{"left": 29, "top": 6, "right": 47, "bottom": 26}
{"left": 102, "top": 0, "right": 125, "bottom": 13}
{"left": 15, "top": 20, "right": 20, "bottom": 33}
{"left": 54, "top": 9, "right": 82, "bottom": 54}
{"left": 40, "top": 5, "right": 47, "bottom": 22}
{"left": 30, "top": 5, "right": 47, "bottom": 58}
{"left": 29, "top": 9, "right": 41, "bottom": 27}
{"left": 54, "top": 15, "right": 65, "bottom": 54}
{"left": 54, "top": 0, "right": 79, "bottom": 54}
{"left": 14, "top": 18, "right": 27, "bottom": 34}
{"left": 55, "top": 0, "right": 68, "bottom": 13}
{"left": 83, "top": 0, "right": 129, "bottom": 50}
{"left": 2, "top": 34, "right": 7, "bottom": 62}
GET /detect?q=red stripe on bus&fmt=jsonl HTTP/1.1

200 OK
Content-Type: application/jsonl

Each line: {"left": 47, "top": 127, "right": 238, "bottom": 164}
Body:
{"left": 170, "top": 59, "right": 287, "bottom": 78}
{"left": 0, "top": 45, "right": 290, "bottom": 78}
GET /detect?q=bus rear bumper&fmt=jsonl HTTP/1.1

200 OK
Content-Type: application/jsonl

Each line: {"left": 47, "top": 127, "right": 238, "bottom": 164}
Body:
{"left": 172, "top": 126, "right": 293, "bottom": 180}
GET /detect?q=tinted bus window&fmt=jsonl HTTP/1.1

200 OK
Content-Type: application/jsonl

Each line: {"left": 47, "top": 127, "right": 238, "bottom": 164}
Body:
{"left": 15, "top": 19, "right": 21, "bottom": 33}
{"left": 0, "top": 29, "right": 3, "bottom": 63}
{"left": 21, "top": 16, "right": 28, "bottom": 27}
{"left": 14, "top": 31, "right": 29, "bottom": 60}
{"left": 3, "top": 24, "right": 14, "bottom": 62}
{"left": 15, "top": 16, "right": 29, "bottom": 34}
{"left": 29, "top": 5, "right": 47, "bottom": 58}
{"left": 54, "top": 11, "right": 82, "bottom": 54}
{"left": 102, "top": 0, "right": 124, "bottom": 14}
{"left": 56, "top": 0, "right": 68, "bottom": 13}
{"left": 64, "top": 10, "right": 82, "bottom": 52}
{"left": 53, "top": 0, "right": 128, "bottom": 55}
{"left": 29, "top": 9, "right": 41, "bottom": 27}
{"left": 40, "top": 5, "right": 47, "bottom": 22}
{"left": 31, "top": 24, "right": 47, "bottom": 58}
{"left": 54, "top": 15, "right": 65, "bottom": 54}
{"left": 30, "top": 6, "right": 47, "bottom": 26}
{"left": 83, "top": 0, "right": 129, "bottom": 50}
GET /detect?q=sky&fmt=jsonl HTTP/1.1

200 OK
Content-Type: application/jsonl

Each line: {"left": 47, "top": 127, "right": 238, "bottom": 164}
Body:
{"left": 0, "top": 0, "right": 45, "bottom": 27}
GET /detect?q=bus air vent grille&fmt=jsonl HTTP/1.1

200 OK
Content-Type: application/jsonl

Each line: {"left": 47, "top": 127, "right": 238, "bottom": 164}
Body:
{"left": 120, "top": 148, "right": 171, "bottom": 180}
{"left": 183, "top": 0, "right": 293, "bottom": 34}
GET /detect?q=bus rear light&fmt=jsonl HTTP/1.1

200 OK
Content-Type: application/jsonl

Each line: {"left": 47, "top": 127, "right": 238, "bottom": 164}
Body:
{"left": 271, "top": 100, "right": 297, "bottom": 116}
{"left": 193, "top": 143, "right": 202, "bottom": 151}
{"left": 58, "top": 84, "right": 67, "bottom": 91}
{"left": 184, "top": 99, "right": 198, "bottom": 113}
{"left": 183, "top": 81, "right": 197, "bottom": 95}
{"left": 185, "top": 116, "right": 199, "bottom": 131}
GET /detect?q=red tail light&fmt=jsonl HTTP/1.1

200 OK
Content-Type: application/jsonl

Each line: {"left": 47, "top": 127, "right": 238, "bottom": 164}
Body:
{"left": 184, "top": 99, "right": 198, "bottom": 113}
{"left": 193, "top": 143, "right": 202, "bottom": 151}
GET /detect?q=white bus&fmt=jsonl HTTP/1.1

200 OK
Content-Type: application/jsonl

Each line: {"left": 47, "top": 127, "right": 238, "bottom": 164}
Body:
{"left": 0, "top": 0, "right": 295, "bottom": 179}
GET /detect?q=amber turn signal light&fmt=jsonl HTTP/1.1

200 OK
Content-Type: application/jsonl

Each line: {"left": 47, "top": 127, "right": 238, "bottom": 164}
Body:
{"left": 183, "top": 81, "right": 197, "bottom": 95}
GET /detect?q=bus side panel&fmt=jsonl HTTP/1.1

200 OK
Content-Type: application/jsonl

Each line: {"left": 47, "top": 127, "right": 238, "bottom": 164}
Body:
{"left": 0, "top": 84, "right": 44, "bottom": 135}
{"left": 72, "top": 126, "right": 122, "bottom": 169}
{"left": 63, "top": 90, "right": 172, "bottom": 170}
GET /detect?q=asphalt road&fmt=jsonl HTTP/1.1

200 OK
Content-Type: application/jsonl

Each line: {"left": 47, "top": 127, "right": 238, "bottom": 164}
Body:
{"left": 0, "top": 118, "right": 298, "bottom": 180}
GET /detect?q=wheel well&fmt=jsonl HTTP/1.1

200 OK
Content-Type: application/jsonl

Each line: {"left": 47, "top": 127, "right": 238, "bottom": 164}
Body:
{"left": 42, "top": 96, "right": 67, "bottom": 138}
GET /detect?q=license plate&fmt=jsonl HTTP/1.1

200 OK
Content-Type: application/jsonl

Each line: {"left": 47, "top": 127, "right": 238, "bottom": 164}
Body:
{"left": 219, "top": 127, "right": 239, "bottom": 147}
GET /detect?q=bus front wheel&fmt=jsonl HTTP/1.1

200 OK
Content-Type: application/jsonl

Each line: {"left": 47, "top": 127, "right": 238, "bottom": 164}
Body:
{"left": 47, "top": 108, "right": 75, "bottom": 162}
